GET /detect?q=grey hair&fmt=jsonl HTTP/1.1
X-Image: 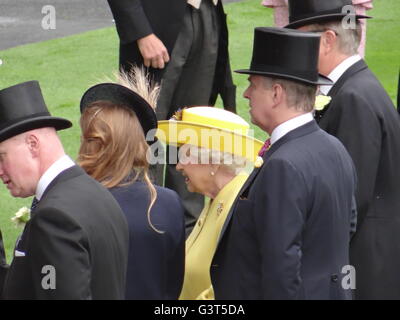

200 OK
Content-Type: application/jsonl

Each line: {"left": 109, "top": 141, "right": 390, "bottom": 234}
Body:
{"left": 307, "top": 20, "right": 362, "bottom": 56}
{"left": 186, "top": 145, "right": 251, "bottom": 175}
{"left": 262, "top": 77, "right": 317, "bottom": 113}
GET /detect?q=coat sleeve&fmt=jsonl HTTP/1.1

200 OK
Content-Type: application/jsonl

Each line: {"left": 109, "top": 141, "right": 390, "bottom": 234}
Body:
{"left": 327, "top": 91, "right": 381, "bottom": 228}
{"left": 28, "top": 207, "right": 92, "bottom": 299}
{"left": 253, "top": 158, "right": 307, "bottom": 299}
{"left": 107, "top": 0, "right": 153, "bottom": 45}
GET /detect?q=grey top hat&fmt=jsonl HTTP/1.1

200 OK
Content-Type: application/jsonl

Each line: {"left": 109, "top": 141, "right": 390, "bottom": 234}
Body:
{"left": 236, "top": 27, "right": 333, "bottom": 85}
{"left": 286, "top": 0, "right": 371, "bottom": 29}
{"left": 0, "top": 81, "right": 72, "bottom": 143}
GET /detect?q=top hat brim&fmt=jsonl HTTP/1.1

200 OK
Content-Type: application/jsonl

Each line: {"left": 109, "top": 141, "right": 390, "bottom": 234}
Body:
{"left": 0, "top": 116, "right": 72, "bottom": 143}
{"left": 285, "top": 13, "right": 371, "bottom": 29}
{"left": 80, "top": 83, "right": 157, "bottom": 139}
{"left": 235, "top": 69, "right": 333, "bottom": 86}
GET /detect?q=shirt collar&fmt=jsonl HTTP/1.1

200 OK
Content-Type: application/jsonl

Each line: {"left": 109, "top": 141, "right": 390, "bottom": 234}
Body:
{"left": 270, "top": 113, "right": 314, "bottom": 145}
{"left": 319, "top": 55, "right": 362, "bottom": 95}
{"left": 35, "top": 155, "right": 75, "bottom": 200}
{"left": 187, "top": 0, "right": 218, "bottom": 9}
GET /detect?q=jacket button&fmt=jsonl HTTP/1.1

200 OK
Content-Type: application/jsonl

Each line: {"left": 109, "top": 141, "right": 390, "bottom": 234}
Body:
{"left": 331, "top": 274, "right": 339, "bottom": 283}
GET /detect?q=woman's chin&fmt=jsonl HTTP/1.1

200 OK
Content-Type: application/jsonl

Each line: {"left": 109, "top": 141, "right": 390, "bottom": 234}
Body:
{"left": 186, "top": 183, "right": 199, "bottom": 194}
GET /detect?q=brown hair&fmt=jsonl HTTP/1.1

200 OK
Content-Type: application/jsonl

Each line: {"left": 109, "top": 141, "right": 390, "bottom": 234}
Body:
{"left": 262, "top": 77, "right": 317, "bottom": 112}
{"left": 78, "top": 101, "right": 161, "bottom": 233}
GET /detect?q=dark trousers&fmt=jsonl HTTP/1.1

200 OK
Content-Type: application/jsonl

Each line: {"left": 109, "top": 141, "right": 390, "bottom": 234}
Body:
{"left": 154, "top": 1, "right": 221, "bottom": 236}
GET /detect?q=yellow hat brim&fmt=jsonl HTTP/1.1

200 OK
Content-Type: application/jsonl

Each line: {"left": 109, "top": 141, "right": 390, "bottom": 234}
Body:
{"left": 156, "top": 121, "right": 264, "bottom": 162}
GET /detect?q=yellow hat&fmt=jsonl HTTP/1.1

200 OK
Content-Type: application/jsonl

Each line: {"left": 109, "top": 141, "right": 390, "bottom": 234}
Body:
{"left": 156, "top": 107, "right": 263, "bottom": 162}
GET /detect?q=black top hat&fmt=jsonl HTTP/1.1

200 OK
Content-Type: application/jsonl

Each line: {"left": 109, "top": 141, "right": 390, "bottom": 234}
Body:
{"left": 80, "top": 83, "right": 157, "bottom": 138}
{"left": 0, "top": 81, "right": 72, "bottom": 143}
{"left": 286, "top": 0, "right": 371, "bottom": 29}
{"left": 236, "top": 27, "right": 333, "bottom": 85}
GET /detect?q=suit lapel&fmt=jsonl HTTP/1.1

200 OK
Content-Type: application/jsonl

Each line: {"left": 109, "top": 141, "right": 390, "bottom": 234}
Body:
{"left": 40, "top": 165, "right": 86, "bottom": 201}
{"left": 13, "top": 166, "right": 86, "bottom": 255}
{"left": 217, "top": 120, "right": 320, "bottom": 244}
{"left": 315, "top": 60, "right": 369, "bottom": 122}
{"left": 329, "top": 60, "right": 368, "bottom": 97}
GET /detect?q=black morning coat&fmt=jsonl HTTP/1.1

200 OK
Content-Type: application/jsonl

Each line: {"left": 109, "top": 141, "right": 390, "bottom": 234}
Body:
{"left": 106, "top": 0, "right": 236, "bottom": 111}
{"left": 316, "top": 60, "right": 400, "bottom": 299}
{"left": 2, "top": 166, "right": 129, "bottom": 299}
{"left": 211, "top": 121, "right": 357, "bottom": 300}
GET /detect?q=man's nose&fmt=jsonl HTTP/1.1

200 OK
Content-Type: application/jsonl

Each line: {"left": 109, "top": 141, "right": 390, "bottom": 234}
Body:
{"left": 243, "top": 88, "right": 250, "bottom": 99}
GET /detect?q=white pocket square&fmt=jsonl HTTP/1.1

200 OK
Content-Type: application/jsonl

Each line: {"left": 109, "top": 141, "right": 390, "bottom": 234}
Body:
{"left": 15, "top": 250, "right": 26, "bottom": 257}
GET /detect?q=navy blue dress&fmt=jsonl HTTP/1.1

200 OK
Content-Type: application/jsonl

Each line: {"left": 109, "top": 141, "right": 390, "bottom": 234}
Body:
{"left": 110, "top": 181, "right": 185, "bottom": 300}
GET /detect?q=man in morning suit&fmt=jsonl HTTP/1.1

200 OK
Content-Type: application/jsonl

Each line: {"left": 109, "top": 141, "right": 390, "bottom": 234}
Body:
{"left": 106, "top": 0, "right": 236, "bottom": 235}
{"left": 287, "top": 0, "right": 400, "bottom": 299}
{"left": 0, "top": 81, "right": 129, "bottom": 299}
{"left": 211, "top": 27, "right": 357, "bottom": 300}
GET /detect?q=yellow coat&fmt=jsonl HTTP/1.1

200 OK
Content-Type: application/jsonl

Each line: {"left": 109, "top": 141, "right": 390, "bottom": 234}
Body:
{"left": 179, "top": 172, "right": 248, "bottom": 300}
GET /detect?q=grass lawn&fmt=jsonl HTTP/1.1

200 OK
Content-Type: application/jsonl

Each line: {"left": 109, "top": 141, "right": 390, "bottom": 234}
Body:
{"left": 0, "top": 0, "right": 399, "bottom": 262}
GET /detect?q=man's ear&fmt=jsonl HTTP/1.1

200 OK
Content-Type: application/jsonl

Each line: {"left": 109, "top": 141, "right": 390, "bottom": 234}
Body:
{"left": 321, "top": 30, "right": 337, "bottom": 55}
{"left": 271, "top": 83, "right": 284, "bottom": 108}
{"left": 25, "top": 133, "right": 40, "bottom": 157}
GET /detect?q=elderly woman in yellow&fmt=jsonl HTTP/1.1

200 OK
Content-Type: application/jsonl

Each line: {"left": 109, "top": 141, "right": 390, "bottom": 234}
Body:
{"left": 157, "top": 107, "right": 263, "bottom": 300}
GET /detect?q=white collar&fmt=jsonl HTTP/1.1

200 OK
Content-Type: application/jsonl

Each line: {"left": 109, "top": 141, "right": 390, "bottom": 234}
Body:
{"left": 187, "top": 0, "right": 218, "bottom": 9}
{"left": 35, "top": 155, "right": 75, "bottom": 200}
{"left": 319, "top": 55, "right": 362, "bottom": 95}
{"left": 270, "top": 113, "right": 314, "bottom": 145}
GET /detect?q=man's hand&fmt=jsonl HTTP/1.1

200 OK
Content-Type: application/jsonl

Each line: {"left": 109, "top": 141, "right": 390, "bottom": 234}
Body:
{"left": 137, "top": 34, "right": 170, "bottom": 69}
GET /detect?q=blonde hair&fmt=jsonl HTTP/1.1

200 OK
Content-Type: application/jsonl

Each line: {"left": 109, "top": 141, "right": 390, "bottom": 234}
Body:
{"left": 182, "top": 145, "right": 251, "bottom": 175}
{"left": 79, "top": 67, "right": 162, "bottom": 233}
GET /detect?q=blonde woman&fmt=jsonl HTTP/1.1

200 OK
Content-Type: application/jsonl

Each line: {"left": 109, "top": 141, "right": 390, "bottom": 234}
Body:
{"left": 157, "top": 107, "right": 263, "bottom": 299}
{"left": 78, "top": 68, "right": 185, "bottom": 299}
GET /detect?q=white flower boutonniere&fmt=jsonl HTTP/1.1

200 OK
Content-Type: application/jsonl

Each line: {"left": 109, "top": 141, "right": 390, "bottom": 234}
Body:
{"left": 11, "top": 207, "right": 31, "bottom": 227}
{"left": 315, "top": 95, "right": 332, "bottom": 111}
{"left": 254, "top": 156, "right": 264, "bottom": 168}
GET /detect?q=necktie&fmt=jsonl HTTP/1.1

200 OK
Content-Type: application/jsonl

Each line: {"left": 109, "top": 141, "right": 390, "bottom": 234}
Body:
{"left": 258, "top": 138, "right": 271, "bottom": 157}
{"left": 31, "top": 197, "right": 39, "bottom": 214}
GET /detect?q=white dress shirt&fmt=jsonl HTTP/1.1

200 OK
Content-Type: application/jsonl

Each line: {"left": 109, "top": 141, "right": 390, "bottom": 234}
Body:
{"left": 187, "top": 0, "right": 218, "bottom": 9}
{"left": 319, "top": 54, "right": 362, "bottom": 95}
{"left": 35, "top": 155, "right": 75, "bottom": 201}
{"left": 270, "top": 112, "right": 314, "bottom": 146}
